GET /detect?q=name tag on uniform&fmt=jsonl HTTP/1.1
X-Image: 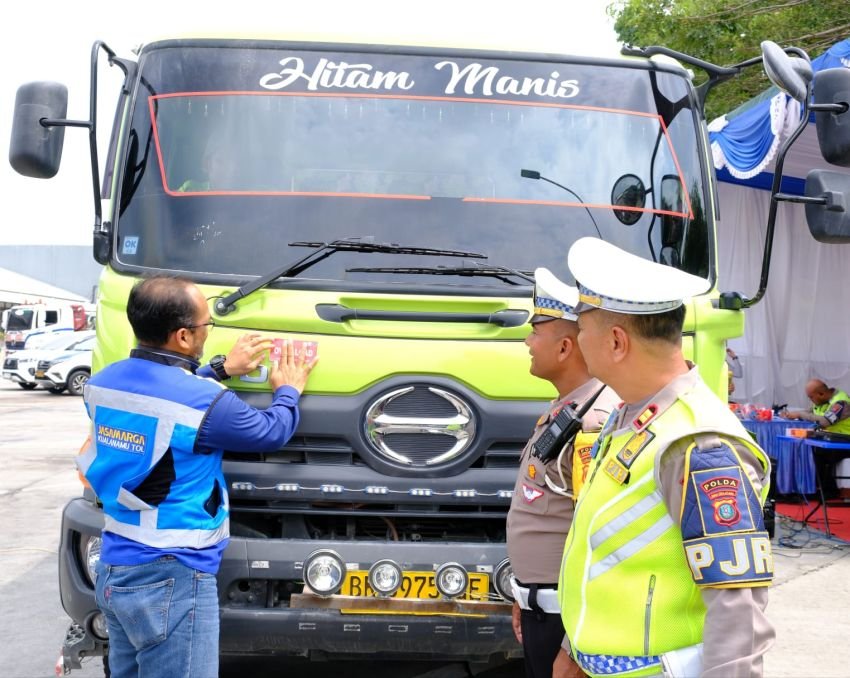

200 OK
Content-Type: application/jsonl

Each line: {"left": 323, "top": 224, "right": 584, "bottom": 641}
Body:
{"left": 603, "top": 458, "right": 629, "bottom": 484}
{"left": 616, "top": 430, "right": 655, "bottom": 469}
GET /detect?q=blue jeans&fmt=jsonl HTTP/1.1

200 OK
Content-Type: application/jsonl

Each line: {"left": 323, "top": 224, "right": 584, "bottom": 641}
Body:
{"left": 95, "top": 556, "right": 219, "bottom": 678}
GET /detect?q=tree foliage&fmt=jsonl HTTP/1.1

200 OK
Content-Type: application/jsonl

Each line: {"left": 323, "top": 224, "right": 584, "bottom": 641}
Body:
{"left": 609, "top": 0, "right": 850, "bottom": 119}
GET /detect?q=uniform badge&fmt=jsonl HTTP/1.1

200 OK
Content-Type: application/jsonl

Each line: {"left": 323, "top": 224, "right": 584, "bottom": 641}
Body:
{"left": 632, "top": 405, "right": 658, "bottom": 431}
{"left": 603, "top": 458, "right": 629, "bottom": 484}
{"left": 616, "top": 430, "right": 655, "bottom": 469}
{"left": 528, "top": 464, "right": 537, "bottom": 479}
{"left": 522, "top": 483, "right": 544, "bottom": 503}
{"left": 700, "top": 475, "right": 742, "bottom": 526}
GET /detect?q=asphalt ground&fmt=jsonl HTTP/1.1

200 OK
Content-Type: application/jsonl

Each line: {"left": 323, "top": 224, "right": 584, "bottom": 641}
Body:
{"left": 1, "top": 377, "right": 848, "bottom": 677}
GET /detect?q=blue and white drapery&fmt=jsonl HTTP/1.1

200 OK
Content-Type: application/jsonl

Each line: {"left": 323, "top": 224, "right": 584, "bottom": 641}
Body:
{"left": 709, "top": 39, "right": 850, "bottom": 181}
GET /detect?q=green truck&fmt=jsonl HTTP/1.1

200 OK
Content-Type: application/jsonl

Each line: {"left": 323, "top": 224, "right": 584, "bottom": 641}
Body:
{"left": 10, "top": 33, "right": 850, "bottom": 674}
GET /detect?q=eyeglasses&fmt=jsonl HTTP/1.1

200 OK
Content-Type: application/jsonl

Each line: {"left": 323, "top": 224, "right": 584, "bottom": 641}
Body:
{"left": 186, "top": 320, "right": 215, "bottom": 330}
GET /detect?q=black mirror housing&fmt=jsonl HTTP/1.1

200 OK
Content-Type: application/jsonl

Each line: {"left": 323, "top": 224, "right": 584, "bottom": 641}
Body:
{"left": 9, "top": 81, "right": 68, "bottom": 178}
{"left": 761, "top": 40, "right": 812, "bottom": 103}
{"left": 805, "top": 169, "right": 850, "bottom": 243}
{"left": 813, "top": 68, "right": 850, "bottom": 168}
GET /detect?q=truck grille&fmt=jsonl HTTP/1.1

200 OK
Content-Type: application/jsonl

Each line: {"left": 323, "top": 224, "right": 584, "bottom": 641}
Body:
{"left": 225, "top": 436, "right": 521, "bottom": 468}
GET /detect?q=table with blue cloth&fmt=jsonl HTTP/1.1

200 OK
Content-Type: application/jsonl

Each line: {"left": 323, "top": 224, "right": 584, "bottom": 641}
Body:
{"left": 741, "top": 419, "right": 816, "bottom": 495}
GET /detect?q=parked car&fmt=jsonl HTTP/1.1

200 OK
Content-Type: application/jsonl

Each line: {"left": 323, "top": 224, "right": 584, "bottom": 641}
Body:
{"left": 33, "top": 334, "right": 96, "bottom": 395}
{"left": 2, "top": 331, "right": 95, "bottom": 391}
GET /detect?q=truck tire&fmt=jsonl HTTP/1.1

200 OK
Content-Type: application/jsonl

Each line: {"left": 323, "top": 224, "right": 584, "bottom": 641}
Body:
{"left": 47, "top": 386, "right": 66, "bottom": 395}
{"left": 66, "top": 369, "right": 90, "bottom": 396}
{"left": 17, "top": 382, "right": 37, "bottom": 390}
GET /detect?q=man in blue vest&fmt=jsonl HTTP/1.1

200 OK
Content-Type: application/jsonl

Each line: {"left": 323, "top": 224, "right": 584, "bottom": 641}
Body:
{"left": 78, "top": 276, "right": 317, "bottom": 678}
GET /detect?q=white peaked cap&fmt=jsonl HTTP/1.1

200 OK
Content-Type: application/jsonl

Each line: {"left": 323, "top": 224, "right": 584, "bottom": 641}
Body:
{"left": 530, "top": 267, "right": 579, "bottom": 323}
{"left": 568, "top": 237, "right": 711, "bottom": 314}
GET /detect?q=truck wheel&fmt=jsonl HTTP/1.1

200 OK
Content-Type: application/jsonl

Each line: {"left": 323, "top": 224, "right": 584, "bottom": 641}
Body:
{"left": 66, "top": 369, "right": 90, "bottom": 396}
{"left": 17, "top": 382, "right": 37, "bottom": 390}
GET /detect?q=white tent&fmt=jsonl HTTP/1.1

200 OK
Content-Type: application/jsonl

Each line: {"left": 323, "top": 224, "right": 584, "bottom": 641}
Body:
{"left": 0, "top": 266, "right": 88, "bottom": 306}
{"left": 709, "top": 39, "right": 850, "bottom": 408}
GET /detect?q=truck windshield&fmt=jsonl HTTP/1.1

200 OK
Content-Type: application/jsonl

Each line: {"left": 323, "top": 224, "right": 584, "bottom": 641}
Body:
{"left": 6, "top": 309, "right": 34, "bottom": 331}
{"left": 114, "top": 43, "right": 712, "bottom": 288}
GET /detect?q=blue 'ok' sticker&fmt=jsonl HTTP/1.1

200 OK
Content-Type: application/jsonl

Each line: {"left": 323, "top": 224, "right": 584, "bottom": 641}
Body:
{"left": 122, "top": 236, "right": 139, "bottom": 255}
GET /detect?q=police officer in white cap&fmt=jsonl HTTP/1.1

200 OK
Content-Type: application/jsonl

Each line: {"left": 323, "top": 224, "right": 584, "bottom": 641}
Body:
{"left": 557, "top": 238, "right": 775, "bottom": 678}
{"left": 506, "top": 267, "right": 619, "bottom": 678}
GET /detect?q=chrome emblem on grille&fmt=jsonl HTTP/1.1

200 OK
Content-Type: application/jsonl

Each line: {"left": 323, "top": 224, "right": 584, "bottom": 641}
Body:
{"left": 364, "top": 386, "right": 476, "bottom": 466}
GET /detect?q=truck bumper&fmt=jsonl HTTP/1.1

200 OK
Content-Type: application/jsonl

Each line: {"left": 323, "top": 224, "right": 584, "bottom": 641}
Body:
{"left": 59, "top": 498, "right": 520, "bottom": 663}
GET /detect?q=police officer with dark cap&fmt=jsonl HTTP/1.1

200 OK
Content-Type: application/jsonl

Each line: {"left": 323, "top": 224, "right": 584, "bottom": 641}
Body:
{"left": 506, "top": 267, "right": 619, "bottom": 678}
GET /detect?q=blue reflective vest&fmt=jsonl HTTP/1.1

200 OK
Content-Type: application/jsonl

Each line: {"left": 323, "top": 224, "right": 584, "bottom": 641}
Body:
{"left": 79, "top": 356, "right": 229, "bottom": 549}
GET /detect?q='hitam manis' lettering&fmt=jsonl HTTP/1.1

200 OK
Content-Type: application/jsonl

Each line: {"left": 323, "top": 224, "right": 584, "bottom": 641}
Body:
{"left": 434, "top": 61, "right": 580, "bottom": 99}
{"left": 260, "top": 57, "right": 415, "bottom": 91}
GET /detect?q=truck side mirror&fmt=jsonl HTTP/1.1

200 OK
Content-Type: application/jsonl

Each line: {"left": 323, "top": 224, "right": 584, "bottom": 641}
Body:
{"left": 813, "top": 68, "right": 850, "bottom": 167}
{"left": 9, "top": 81, "right": 68, "bottom": 178}
{"left": 761, "top": 40, "right": 812, "bottom": 103}
{"left": 611, "top": 173, "right": 646, "bottom": 225}
{"left": 805, "top": 170, "right": 850, "bottom": 243}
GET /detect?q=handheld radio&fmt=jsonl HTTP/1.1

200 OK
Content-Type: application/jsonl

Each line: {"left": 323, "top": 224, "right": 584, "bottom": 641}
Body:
{"left": 532, "top": 385, "right": 607, "bottom": 464}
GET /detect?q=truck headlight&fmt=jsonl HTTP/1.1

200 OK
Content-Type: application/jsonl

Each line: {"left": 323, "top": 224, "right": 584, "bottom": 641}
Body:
{"left": 435, "top": 562, "right": 468, "bottom": 599}
{"left": 303, "top": 549, "right": 346, "bottom": 596}
{"left": 89, "top": 611, "right": 109, "bottom": 640}
{"left": 368, "top": 559, "right": 402, "bottom": 597}
{"left": 79, "top": 535, "right": 102, "bottom": 587}
{"left": 493, "top": 558, "right": 514, "bottom": 602}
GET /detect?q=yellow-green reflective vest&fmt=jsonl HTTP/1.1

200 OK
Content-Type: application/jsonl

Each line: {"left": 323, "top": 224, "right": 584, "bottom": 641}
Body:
{"left": 558, "top": 378, "right": 770, "bottom": 677}
{"left": 814, "top": 389, "right": 850, "bottom": 435}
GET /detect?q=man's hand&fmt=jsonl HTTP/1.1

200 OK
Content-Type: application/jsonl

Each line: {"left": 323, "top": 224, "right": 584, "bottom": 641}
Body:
{"left": 270, "top": 339, "right": 318, "bottom": 393}
{"left": 511, "top": 601, "right": 523, "bottom": 644}
{"left": 223, "top": 334, "right": 273, "bottom": 377}
{"left": 552, "top": 648, "right": 585, "bottom": 678}
{"left": 782, "top": 410, "right": 800, "bottom": 420}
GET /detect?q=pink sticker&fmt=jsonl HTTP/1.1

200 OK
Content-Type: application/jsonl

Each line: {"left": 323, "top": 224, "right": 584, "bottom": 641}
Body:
{"left": 293, "top": 340, "right": 318, "bottom": 361}
{"left": 271, "top": 338, "right": 283, "bottom": 362}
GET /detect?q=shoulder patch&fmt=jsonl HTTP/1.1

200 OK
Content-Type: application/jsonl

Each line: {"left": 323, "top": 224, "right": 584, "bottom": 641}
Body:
{"left": 680, "top": 438, "right": 773, "bottom": 588}
{"left": 522, "top": 484, "right": 545, "bottom": 503}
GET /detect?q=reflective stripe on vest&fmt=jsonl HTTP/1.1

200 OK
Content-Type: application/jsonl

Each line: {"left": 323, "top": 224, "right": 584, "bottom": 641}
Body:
{"left": 589, "top": 500, "right": 674, "bottom": 580}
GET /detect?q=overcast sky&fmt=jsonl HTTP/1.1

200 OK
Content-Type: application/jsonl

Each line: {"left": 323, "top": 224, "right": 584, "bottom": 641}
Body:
{"left": 0, "top": 0, "right": 620, "bottom": 247}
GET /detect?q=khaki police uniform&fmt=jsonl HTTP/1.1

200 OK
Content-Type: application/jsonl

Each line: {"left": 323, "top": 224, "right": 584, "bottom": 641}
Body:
{"left": 506, "top": 267, "right": 619, "bottom": 678}
{"left": 507, "top": 378, "right": 618, "bottom": 584}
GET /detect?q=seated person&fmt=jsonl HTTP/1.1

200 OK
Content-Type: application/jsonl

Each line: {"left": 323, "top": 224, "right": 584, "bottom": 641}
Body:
{"left": 782, "top": 379, "right": 850, "bottom": 433}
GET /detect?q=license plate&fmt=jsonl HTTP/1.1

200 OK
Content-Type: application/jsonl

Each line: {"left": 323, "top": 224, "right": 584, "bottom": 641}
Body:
{"left": 340, "top": 570, "right": 489, "bottom": 600}
{"left": 35, "top": 370, "right": 46, "bottom": 378}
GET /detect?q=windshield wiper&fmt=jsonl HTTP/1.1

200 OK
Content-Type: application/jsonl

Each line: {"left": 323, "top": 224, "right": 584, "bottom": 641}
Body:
{"left": 346, "top": 265, "right": 535, "bottom": 286}
{"left": 214, "top": 238, "right": 487, "bottom": 315}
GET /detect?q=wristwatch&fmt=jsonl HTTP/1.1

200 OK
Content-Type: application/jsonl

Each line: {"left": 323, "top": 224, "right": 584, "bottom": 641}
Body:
{"left": 209, "top": 354, "right": 230, "bottom": 381}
